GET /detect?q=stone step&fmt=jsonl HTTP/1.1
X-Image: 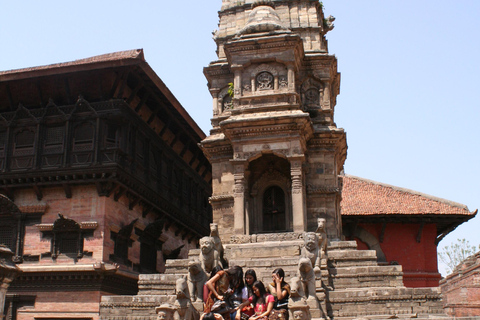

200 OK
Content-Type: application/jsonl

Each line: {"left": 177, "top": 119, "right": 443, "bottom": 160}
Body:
{"left": 330, "top": 265, "right": 404, "bottom": 288}
{"left": 329, "top": 286, "right": 445, "bottom": 320}
{"left": 328, "top": 249, "right": 379, "bottom": 267}
{"left": 328, "top": 241, "right": 358, "bottom": 251}
{"left": 225, "top": 240, "right": 302, "bottom": 260}
{"left": 138, "top": 274, "right": 183, "bottom": 295}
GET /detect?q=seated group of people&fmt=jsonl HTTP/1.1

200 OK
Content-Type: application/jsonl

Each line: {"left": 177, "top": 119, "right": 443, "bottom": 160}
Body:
{"left": 202, "top": 266, "right": 290, "bottom": 320}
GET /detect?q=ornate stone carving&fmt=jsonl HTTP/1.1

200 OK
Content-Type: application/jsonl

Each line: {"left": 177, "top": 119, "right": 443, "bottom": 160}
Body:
{"left": 210, "top": 223, "right": 226, "bottom": 267}
{"left": 298, "top": 257, "right": 317, "bottom": 303}
{"left": 256, "top": 71, "right": 274, "bottom": 90}
{"left": 174, "top": 278, "right": 199, "bottom": 320}
{"left": 315, "top": 218, "right": 328, "bottom": 259}
{"left": 279, "top": 75, "right": 288, "bottom": 88}
{"left": 198, "top": 237, "right": 220, "bottom": 274}
{"left": 298, "top": 232, "right": 321, "bottom": 304}
{"left": 156, "top": 303, "right": 176, "bottom": 320}
{"left": 187, "top": 261, "right": 207, "bottom": 303}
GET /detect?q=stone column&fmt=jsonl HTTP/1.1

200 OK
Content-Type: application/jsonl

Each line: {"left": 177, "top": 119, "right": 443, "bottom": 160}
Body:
{"left": 287, "top": 65, "right": 295, "bottom": 91}
{"left": 321, "top": 79, "right": 330, "bottom": 110}
{"left": 0, "top": 246, "right": 20, "bottom": 320}
{"left": 233, "top": 67, "right": 242, "bottom": 97}
{"left": 290, "top": 158, "right": 306, "bottom": 232}
{"left": 233, "top": 161, "right": 247, "bottom": 235}
{"left": 211, "top": 89, "right": 220, "bottom": 116}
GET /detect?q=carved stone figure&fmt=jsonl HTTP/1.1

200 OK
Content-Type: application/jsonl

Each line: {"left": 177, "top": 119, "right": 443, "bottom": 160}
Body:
{"left": 323, "top": 15, "right": 335, "bottom": 34}
{"left": 187, "top": 260, "right": 207, "bottom": 302}
{"left": 199, "top": 236, "right": 220, "bottom": 274}
{"left": 288, "top": 276, "right": 311, "bottom": 320}
{"left": 156, "top": 304, "right": 176, "bottom": 320}
{"left": 210, "top": 223, "right": 226, "bottom": 267}
{"left": 301, "top": 232, "right": 321, "bottom": 278}
{"left": 315, "top": 218, "right": 328, "bottom": 258}
{"left": 298, "top": 258, "right": 317, "bottom": 301}
{"left": 174, "top": 278, "right": 199, "bottom": 320}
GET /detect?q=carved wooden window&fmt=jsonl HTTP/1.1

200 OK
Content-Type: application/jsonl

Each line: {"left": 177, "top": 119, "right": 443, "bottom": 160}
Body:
{"left": 0, "top": 224, "right": 16, "bottom": 252}
{"left": 73, "top": 123, "right": 94, "bottom": 151}
{"left": 104, "top": 123, "right": 121, "bottom": 148}
{"left": 51, "top": 215, "right": 83, "bottom": 259}
{"left": 43, "top": 126, "right": 65, "bottom": 154}
{"left": 13, "top": 129, "right": 35, "bottom": 156}
{"left": 262, "top": 186, "right": 286, "bottom": 232}
{"left": 256, "top": 72, "right": 274, "bottom": 91}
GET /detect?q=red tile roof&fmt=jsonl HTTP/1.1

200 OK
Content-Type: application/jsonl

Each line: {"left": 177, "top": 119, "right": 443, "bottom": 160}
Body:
{"left": 341, "top": 175, "right": 474, "bottom": 216}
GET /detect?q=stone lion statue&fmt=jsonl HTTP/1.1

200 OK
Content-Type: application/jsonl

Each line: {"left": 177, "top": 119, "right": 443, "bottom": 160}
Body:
{"left": 301, "top": 232, "right": 321, "bottom": 278}
{"left": 315, "top": 218, "right": 327, "bottom": 258}
{"left": 289, "top": 276, "right": 311, "bottom": 320}
{"left": 199, "top": 236, "right": 220, "bottom": 274}
{"left": 298, "top": 257, "right": 317, "bottom": 301}
{"left": 187, "top": 260, "right": 207, "bottom": 302}
{"left": 210, "top": 223, "right": 227, "bottom": 267}
{"left": 174, "top": 278, "right": 199, "bottom": 320}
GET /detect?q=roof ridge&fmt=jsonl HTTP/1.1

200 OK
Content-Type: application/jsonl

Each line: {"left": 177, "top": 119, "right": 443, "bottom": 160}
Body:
{"left": 342, "top": 174, "right": 470, "bottom": 211}
{"left": 0, "top": 49, "right": 144, "bottom": 78}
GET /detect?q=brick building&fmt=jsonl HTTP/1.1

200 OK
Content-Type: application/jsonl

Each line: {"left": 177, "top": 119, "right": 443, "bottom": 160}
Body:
{"left": 341, "top": 175, "right": 476, "bottom": 287}
{"left": 0, "top": 49, "right": 212, "bottom": 320}
{"left": 440, "top": 252, "right": 480, "bottom": 317}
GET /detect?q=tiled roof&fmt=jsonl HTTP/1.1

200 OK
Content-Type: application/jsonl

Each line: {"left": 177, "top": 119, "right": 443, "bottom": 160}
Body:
{"left": 0, "top": 49, "right": 144, "bottom": 78}
{"left": 341, "top": 175, "right": 474, "bottom": 216}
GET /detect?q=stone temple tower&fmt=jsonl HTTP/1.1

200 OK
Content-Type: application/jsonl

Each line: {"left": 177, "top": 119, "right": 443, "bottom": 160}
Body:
{"left": 201, "top": 0, "right": 347, "bottom": 242}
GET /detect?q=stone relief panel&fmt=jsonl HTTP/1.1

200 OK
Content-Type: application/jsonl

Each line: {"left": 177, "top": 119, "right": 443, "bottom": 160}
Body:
{"left": 217, "top": 86, "right": 233, "bottom": 114}
{"left": 242, "top": 62, "right": 288, "bottom": 94}
{"left": 301, "top": 77, "right": 323, "bottom": 111}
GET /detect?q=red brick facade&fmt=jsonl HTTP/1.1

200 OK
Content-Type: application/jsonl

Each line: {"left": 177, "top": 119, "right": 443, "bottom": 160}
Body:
{"left": 440, "top": 253, "right": 480, "bottom": 317}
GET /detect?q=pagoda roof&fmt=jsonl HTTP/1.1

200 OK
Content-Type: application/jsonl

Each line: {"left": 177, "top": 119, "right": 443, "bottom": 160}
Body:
{"left": 341, "top": 175, "right": 475, "bottom": 217}
{"left": 0, "top": 49, "right": 205, "bottom": 140}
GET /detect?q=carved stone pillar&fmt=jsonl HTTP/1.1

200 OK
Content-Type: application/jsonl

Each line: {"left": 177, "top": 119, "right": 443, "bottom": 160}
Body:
{"left": 233, "top": 68, "right": 242, "bottom": 97}
{"left": 321, "top": 79, "right": 330, "bottom": 110}
{"left": 290, "top": 158, "right": 306, "bottom": 232}
{"left": 233, "top": 161, "right": 247, "bottom": 235}
{"left": 0, "top": 246, "right": 20, "bottom": 320}
{"left": 287, "top": 65, "right": 295, "bottom": 91}
{"left": 211, "top": 89, "right": 220, "bottom": 116}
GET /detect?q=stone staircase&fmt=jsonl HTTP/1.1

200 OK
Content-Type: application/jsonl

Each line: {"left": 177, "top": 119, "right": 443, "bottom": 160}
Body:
{"left": 100, "top": 237, "right": 450, "bottom": 320}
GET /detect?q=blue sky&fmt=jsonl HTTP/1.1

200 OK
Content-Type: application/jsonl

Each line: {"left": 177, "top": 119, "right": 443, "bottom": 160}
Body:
{"left": 1, "top": 1, "right": 479, "bottom": 275}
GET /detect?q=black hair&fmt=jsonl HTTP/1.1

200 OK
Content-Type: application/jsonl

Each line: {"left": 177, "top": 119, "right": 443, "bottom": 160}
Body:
{"left": 210, "top": 265, "right": 223, "bottom": 279}
{"left": 245, "top": 269, "right": 257, "bottom": 296}
{"left": 251, "top": 280, "right": 267, "bottom": 306}
{"left": 272, "top": 268, "right": 288, "bottom": 288}
{"left": 226, "top": 265, "right": 244, "bottom": 289}
{"left": 203, "top": 313, "right": 216, "bottom": 320}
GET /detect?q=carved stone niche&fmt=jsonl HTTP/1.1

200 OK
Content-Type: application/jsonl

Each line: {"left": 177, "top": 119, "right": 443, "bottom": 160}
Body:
{"left": 218, "top": 86, "right": 233, "bottom": 114}
{"left": 243, "top": 63, "right": 288, "bottom": 94}
{"left": 301, "top": 77, "right": 323, "bottom": 115}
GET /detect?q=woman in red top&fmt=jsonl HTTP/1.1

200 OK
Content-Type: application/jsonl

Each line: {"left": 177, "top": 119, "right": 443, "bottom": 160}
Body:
{"left": 237, "top": 281, "right": 274, "bottom": 320}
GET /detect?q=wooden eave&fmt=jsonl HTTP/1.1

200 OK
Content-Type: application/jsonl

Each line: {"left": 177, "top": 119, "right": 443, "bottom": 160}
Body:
{"left": 0, "top": 49, "right": 211, "bottom": 182}
{"left": 342, "top": 211, "right": 477, "bottom": 243}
